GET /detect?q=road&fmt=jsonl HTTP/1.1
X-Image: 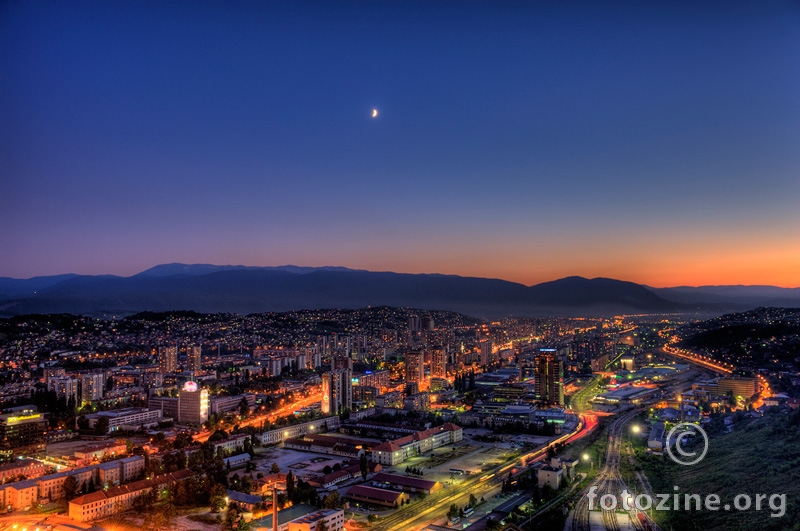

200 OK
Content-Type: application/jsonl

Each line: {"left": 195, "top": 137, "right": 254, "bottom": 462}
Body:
{"left": 661, "top": 344, "right": 732, "bottom": 375}
{"left": 194, "top": 390, "right": 322, "bottom": 442}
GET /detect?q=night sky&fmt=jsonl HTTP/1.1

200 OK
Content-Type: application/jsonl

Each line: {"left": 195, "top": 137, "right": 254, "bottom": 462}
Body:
{"left": 2, "top": 1, "right": 799, "bottom": 287}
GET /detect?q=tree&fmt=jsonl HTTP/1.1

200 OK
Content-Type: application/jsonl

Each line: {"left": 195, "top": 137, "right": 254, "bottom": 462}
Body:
{"left": 359, "top": 453, "right": 368, "bottom": 481}
{"left": 62, "top": 475, "right": 79, "bottom": 501}
{"left": 469, "top": 493, "right": 477, "bottom": 508}
{"left": 270, "top": 462, "right": 281, "bottom": 474}
{"left": 317, "top": 519, "right": 329, "bottom": 531}
{"left": 323, "top": 465, "right": 332, "bottom": 475}
{"left": 77, "top": 415, "right": 90, "bottom": 430}
{"left": 209, "top": 429, "right": 229, "bottom": 442}
{"left": 323, "top": 491, "right": 343, "bottom": 509}
{"left": 286, "top": 471, "right": 295, "bottom": 502}
{"left": 94, "top": 416, "right": 110, "bottom": 435}
{"left": 224, "top": 504, "right": 242, "bottom": 531}
{"left": 239, "top": 397, "right": 250, "bottom": 417}
{"left": 210, "top": 484, "right": 227, "bottom": 512}
{"left": 174, "top": 432, "right": 193, "bottom": 449}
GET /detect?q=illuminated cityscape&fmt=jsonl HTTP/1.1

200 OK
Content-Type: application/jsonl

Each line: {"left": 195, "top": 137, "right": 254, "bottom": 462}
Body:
{"left": 1, "top": 2, "right": 798, "bottom": 531}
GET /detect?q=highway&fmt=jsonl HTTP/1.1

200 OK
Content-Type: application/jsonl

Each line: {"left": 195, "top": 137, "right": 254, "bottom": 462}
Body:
{"left": 661, "top": 344, "right": 733, "bottom": 375}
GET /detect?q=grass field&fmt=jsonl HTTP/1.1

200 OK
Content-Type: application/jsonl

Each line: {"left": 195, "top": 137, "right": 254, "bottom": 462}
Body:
{"left": 633, "top": 409, "right": 800, "bottom": 531}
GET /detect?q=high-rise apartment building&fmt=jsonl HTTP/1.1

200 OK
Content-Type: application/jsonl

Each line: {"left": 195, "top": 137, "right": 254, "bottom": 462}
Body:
{"left": 81, "top": 372, "right": 106, "bottom": 404}
{"left": 48, "top": 377, "right": 79, "bottom": 404}
{"left": 430, "top": 347, "right": 447, "bottom": 379}
{"left": 479, "top": 340, "right": 492, "bottom": 366}
{"left": 158, "top": 346, "right": 178, "bottom": 375}
{"left": 354, "top": 370, "right": 390, "bottom": 393}
{"left": 332, "top": 355, "right": 353, "bottom": 371}
{"left": 534, "top": 354, "right": 564, "bottom": 405}
{"left": 404, "top": 350, "right": 424, "bottom": 384}
{"left": 321, "top": 369, "right": 352, "bottom": 416}
{"left": 187, "top": 345, "right": 202, "bottom": 372}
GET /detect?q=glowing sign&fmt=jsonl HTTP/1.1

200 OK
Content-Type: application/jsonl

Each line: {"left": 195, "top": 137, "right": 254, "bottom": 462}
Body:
{"left": 182, "top": 381, "right": 198, "bottom": 392}
{"left": 5, "top": 414, "right": 41, "bottom": 424}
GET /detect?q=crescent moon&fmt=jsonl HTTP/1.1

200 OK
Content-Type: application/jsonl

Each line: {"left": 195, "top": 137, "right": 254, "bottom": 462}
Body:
{"left": 372, "top": 109, "right": 378, "bottom": 118}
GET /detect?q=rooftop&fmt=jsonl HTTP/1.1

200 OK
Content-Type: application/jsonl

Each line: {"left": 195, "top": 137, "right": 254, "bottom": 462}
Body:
{"left": 347, "top": 485, "right": 404, "bottom": 502}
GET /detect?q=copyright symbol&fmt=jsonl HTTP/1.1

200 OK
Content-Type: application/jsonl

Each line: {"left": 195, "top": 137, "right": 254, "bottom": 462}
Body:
{"left": 666, "top": 422, "right": 708, "bottom": 466}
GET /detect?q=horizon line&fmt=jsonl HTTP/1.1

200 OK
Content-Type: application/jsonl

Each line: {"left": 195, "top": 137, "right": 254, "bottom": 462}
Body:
{"left": 2, "top": 262, "right": 798, "bottom": 290}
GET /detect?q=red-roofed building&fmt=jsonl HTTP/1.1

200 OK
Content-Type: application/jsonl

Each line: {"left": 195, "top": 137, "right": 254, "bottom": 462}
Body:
{"left": 371, "top": 473, "right": 441, "bottom": 494}
{"left": 372, "top": 423, "right": 462, "bottom": 466}
{"left": 68, "top": 469, "right": 192, "bottom": 522}
{"left": 346, "top": 485, "right": 409, "bottom": 507}
{"left": 307, "top": 469, "right": 352, "bottom": 489}
{"left": 0, "top": 459, "right": 48, "bottom": 484}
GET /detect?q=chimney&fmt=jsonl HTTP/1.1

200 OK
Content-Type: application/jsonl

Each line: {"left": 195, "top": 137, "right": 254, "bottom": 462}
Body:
{"left": 272, "top": 486, "right": 278, "bottom": 531}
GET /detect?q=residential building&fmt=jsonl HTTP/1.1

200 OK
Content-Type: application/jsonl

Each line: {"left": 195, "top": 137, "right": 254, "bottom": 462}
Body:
{"left": 354, "top": 370, "right": 390, "bottom": 392}
{"left": 158, "top": 346, "right": 178, "bottom": 375}
{"left": 534, "top": 353, "right": 564, "bottom": 405}
{"left": 68, "top": 470, "right": 192, "bottom": 522}
{"left": 0, "top": 459, "right": 49, "bottom": 484}
{"left": 212, "top": 433, "right": 251, "bottom": 455}
{"left": 404, "top": 350, "right": 423, "bottom": 383}
{"left": 47, "top": 377, "right": 79, "bottom": 404}
{"left": 81, "top": 372, "right": 106, "bottom": 404}
{"left": 321, "top": 369, "right": 352, "bottom": 416}
{"left": 430, "top": 347, "right": 447, "bottom": 379}
{"left": 187, "top": 345, "right": 202, "bottom": 371}
{"left": 402, "top": 393, "right": 430, "bottom": 411}
{"left": 120, "top": 456, "right": 146, "bottom": 482}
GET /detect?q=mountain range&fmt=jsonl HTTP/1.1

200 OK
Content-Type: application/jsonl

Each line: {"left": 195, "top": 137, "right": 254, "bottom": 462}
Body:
{"left": 0, "top": 263, "right": 798, "bottom": 318}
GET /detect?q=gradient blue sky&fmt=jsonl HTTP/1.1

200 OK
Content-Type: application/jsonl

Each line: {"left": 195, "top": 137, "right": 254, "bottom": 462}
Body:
{"left": 2, "top": 1, "right": 799, "bottom": 286}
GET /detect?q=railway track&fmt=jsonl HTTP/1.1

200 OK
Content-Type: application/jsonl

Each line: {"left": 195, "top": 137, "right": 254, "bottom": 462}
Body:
{"left": 569, "top": 408, "right": 659, "bottom": 531}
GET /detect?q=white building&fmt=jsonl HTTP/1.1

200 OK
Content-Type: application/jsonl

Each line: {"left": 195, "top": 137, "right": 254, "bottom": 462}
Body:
{"left": 84, "top": 408, "right": 163, "bottom": 433}
{"left": 288, "top": 509, "right": 345, "bottom": 531}
{"left": 81, "top": 372, "right": 106, "bottom": 404}
{"left": 372, "top": 423, "right": 463, "bottom": 466}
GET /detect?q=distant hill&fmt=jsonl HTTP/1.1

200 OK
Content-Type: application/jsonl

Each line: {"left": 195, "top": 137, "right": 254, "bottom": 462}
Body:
{"left": 0, "top": 264, "right": 685, "bottom": 318}
{"left": 0, "top": 274, "right": 82, "bottom": 298}
{"left": 134, "top": 263, "right": 365, "bottom": 277}
{"left": 649, "top": 285, "right": 800, "bottom": 310}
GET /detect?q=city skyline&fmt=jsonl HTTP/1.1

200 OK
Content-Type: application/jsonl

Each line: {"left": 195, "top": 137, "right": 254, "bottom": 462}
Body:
{"left": 2, "top": 1, "right": 799, "bottom": 287}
